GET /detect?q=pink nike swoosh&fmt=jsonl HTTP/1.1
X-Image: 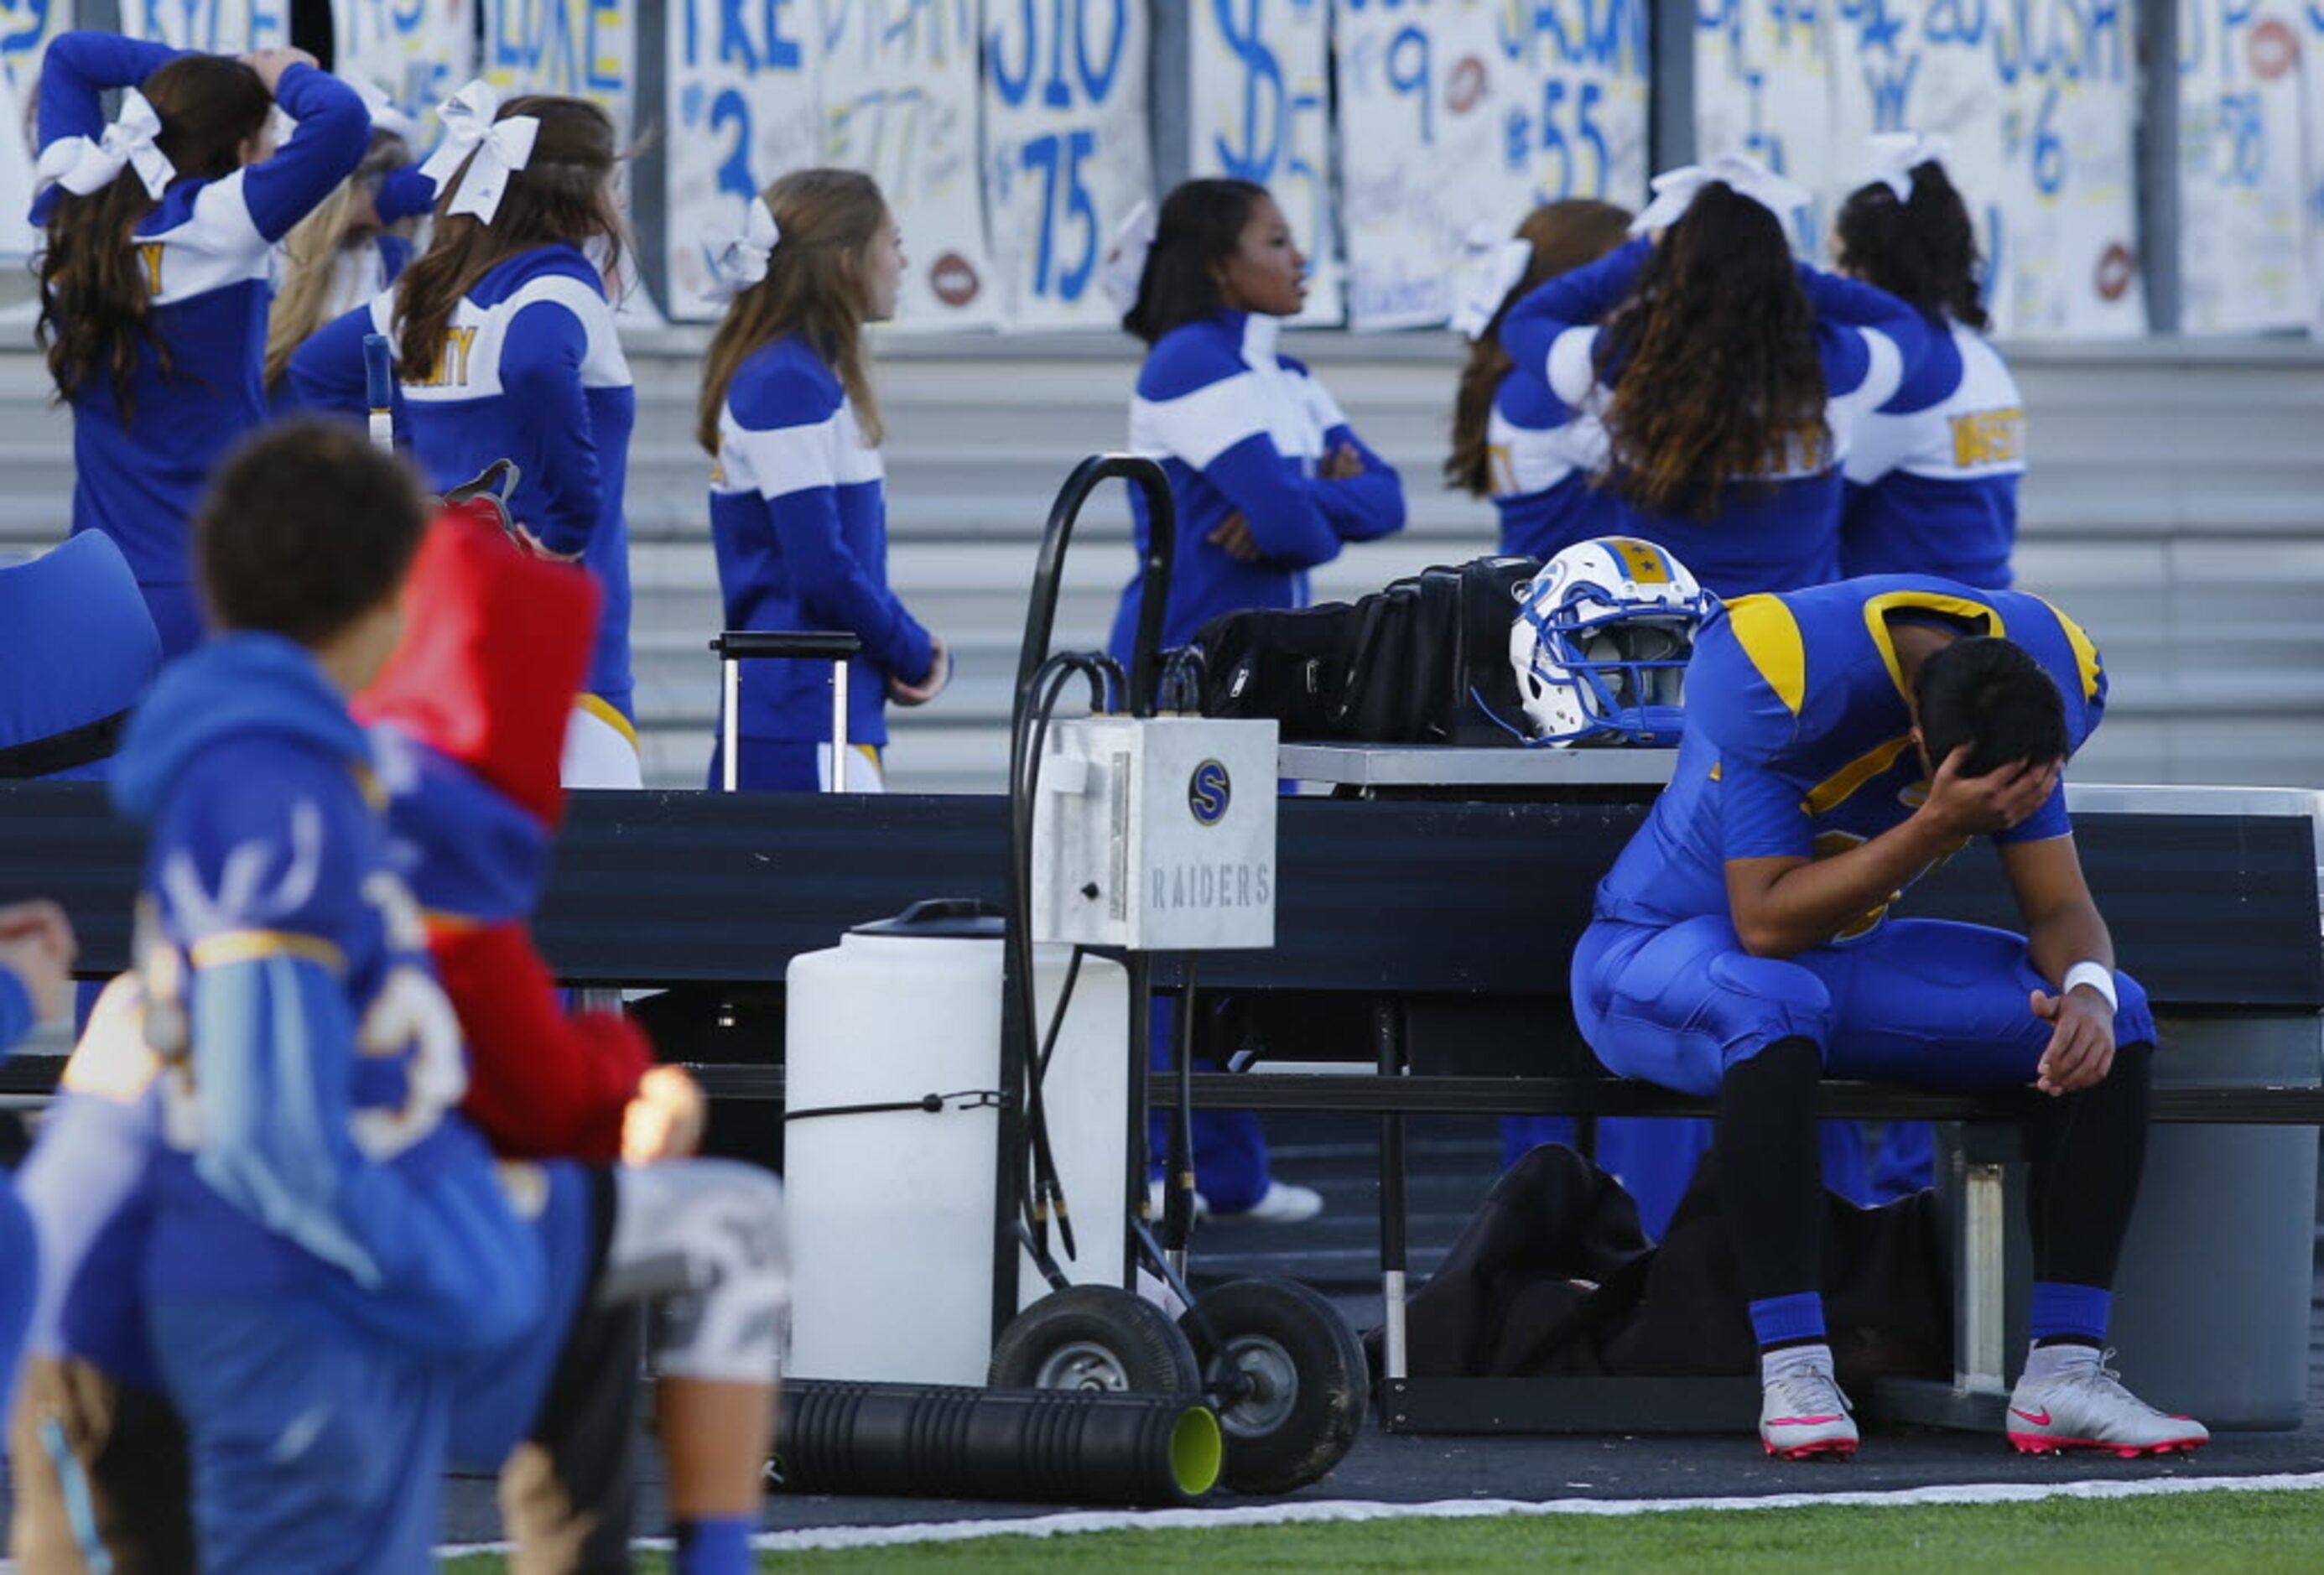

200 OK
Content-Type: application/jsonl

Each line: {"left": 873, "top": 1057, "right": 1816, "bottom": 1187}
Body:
{"left": 1770, "top": 1415, "right": 1844, "bottom": 1427}
{"left": 2011, "top": 1406, "right": 2052, "bottom": 1426}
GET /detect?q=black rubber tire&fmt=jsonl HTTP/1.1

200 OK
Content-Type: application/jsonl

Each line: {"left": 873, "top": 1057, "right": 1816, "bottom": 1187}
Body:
{"left": 1180, "top": 1277, "right": 1369, "bottom": 1495}
{"left": 989, "top": 1285, "right": 1204, "bottom": 1395}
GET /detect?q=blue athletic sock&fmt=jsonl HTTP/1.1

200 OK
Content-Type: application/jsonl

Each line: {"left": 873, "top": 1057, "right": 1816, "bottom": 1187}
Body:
{"left": 1748, "top": 1291, "right": 1827, "bottom": 1350}
{"left": 2029, "top": 1281, "right": 2110, "bottom": 1348}
{"left": 675, "top": 1516, "right": 754, "bottom": 1575}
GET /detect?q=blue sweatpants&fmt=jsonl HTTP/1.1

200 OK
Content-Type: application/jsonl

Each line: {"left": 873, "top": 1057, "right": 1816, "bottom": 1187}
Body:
{"left": 151, "top": 1296, "right": 452, "bottom": 1574}
{"left": 1146, "top": 997, "right": 1271, "bottom": 1215}
{"left": 448, "top": 1161, "right": 598, "bottom": 1468}
{"left": 1573, "top": 914, "right": 2155, "bottom": 1098}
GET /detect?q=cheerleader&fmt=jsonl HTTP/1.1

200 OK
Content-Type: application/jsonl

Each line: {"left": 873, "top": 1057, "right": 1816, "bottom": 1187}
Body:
{"left": 1498, "top": 153, "right": 1930, "bottom": 597}
{"left": 696, "top": 168, "right": 948, "bottom": 792}
{"left": 34, "top": 32, "right": 367, "bottom": 655}
{"left": 290, "top": 82, "right": 641, "bottom": 785}
{"left": 1834, "top": 134, "right": 2025, "bottom": 589}
{"left": 1112, "top": 177, "right": 1406, "bottom": 660}
{"left": 1443, "top": 200, "right": 1632, "bottom": 559}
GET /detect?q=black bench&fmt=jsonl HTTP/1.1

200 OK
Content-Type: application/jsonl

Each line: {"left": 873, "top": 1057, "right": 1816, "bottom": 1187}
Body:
{"left": 4, "top": 781, "right": 2318, "bottom": 1432}
{"left": 12, "top": 782, "right": 2316, "bottom": 1120}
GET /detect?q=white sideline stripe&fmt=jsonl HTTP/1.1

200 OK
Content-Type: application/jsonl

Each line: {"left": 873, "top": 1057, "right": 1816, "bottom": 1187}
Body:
{"left": 432, "top": 1470, "right": 2324, "bottom": 1560}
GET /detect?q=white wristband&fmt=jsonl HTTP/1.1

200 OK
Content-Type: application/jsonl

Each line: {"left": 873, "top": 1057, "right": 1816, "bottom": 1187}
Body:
{"left": 2062, "top": 961, "right": 2119, "bottom": 1013}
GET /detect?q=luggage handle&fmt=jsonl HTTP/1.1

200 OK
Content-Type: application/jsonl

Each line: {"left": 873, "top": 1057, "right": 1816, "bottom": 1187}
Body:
{"left": 710, "top": 632, "right": 866, "bottom": 793}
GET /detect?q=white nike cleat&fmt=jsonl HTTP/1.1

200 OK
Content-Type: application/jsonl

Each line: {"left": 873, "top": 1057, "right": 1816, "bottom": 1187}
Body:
{"left": 1760, "top": 1366, "right": 1858, "bottom": 1460}
{"left": 2006, "top": 1353, "right": 2209, "bottom": 1458}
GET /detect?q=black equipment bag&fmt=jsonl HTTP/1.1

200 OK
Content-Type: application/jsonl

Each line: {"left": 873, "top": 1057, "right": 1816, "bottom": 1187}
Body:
{"left": 1182, "top": 554, "right": 1547, "bottom": 745}
{"left": 1188, "top": 600, "right": 1360, "bottom": 740}
{"left": 1446, "top": 555, "right": 1546, "bottom": 745}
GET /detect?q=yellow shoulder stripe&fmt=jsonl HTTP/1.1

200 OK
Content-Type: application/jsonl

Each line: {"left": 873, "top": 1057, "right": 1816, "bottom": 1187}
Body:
{"left": 1802, "top": 736, "right": 1917, "bottom": 817}
{"left": 2035, "top": 598, "right": 2105, "bottom": 701}
{"left": 189, "top": 930, "right": 346, "bottom": 973}
{"left": 1860, "top": 590, "right": 2004, "bottom": 700}
{"left": 1725, "top": 595, "right": 1807, "bottom": 717}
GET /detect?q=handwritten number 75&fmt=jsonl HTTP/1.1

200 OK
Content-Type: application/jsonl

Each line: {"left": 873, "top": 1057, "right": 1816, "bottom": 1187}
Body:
{"left": 1022, "top": 128, "right": 1099, "bottom": 300}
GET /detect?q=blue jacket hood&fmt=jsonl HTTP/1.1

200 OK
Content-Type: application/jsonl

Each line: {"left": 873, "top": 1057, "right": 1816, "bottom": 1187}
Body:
{"left": 112, "top": 633, "right": 370, "bottom": 822}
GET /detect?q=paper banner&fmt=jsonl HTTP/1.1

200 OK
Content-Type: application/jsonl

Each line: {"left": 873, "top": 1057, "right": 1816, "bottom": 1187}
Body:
{"left": 662, "top": 0, "right": 820, "bottom": 319}
{"left": 333, "top": 0, "right": 479, "bottom": 148}
{"left": 981, "top": 0, "right": 1153, "bottom": 328}
{"left": 1188, "top": 0, "right": 1340, "bottom": 324}
{"left": 117, "top": 0, "right": 290, "bottom": 51}
{"left": 1335, "top": 0, "right": 1516, "bottom": 330}
{"left": 824, "top": 0, "right": 996, "bottom": 328}
{"left": 2176, "top": 0, "right": 2310, "bottom": 333}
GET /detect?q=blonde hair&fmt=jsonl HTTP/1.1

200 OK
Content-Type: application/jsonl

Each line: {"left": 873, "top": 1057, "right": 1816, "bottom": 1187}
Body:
{"left": 696, "top": 168, "right": 890, "bottom": 455}
{"left": 265, "top": 132, "right": 416, "bottom": 392}
{"left": 264, "top": 181, "right": 360, "bottom": 392}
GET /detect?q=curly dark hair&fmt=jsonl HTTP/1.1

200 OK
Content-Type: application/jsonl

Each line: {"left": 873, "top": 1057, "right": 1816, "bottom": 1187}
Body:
{"left": 1834, "top": 160, "right": 1989, "bottom": 330}
{"left": 1445, "top": 199, "right": 1633, "bottom": 498}
{"left": 1595, "top": 183, "right": 1827, "bottom": 521}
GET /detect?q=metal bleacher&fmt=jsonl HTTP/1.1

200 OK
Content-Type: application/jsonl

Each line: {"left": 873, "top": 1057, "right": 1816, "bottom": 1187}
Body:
{"left": 3, "top": 325, "right": 2321, "bottom": 794}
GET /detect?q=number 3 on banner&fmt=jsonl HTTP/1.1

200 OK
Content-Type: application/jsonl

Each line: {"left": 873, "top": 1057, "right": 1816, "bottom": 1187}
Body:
{"left": 1023, "top": 127, "right": 1098, "bottom": 300}
{"left": 711, "top": 88, "right": 756, "bottom": 204}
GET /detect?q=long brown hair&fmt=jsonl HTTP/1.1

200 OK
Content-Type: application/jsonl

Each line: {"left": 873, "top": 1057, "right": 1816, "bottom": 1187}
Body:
{"left": 38, "top": 54, "right": 272, "bottom": 424}
{"left": 264, "top": 130, "right": 414, "bottom": 392}
{"left": 1596, "top": 183, "right": 1827, "bottom": 520}
{"left": 393, "top": 96, "right": 624, "bottom": 379}
{"left": 696, "top": 168, "right": 890, "bottom": 455}
{"left": 1445, "top": 200, "right": 1632, "bottom": 497}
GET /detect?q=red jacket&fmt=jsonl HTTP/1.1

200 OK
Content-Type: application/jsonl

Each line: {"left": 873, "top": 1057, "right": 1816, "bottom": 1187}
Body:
{"left": 356, "top": 499, "right": 652, "bottom": 1161}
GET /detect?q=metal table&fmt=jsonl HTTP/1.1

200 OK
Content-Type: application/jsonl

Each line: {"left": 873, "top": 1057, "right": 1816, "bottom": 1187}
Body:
{"left": 1278, "top": 744, "right": 1677, "bottom": 790}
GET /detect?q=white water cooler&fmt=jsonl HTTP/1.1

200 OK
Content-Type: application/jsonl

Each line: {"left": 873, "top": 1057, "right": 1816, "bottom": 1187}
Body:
{"left": 785, "top": 902, "right": 1129, "bottom": 1386}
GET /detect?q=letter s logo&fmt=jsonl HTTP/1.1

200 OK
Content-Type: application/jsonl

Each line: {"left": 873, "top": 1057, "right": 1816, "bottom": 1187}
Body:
{"left": 1188, "top": 760, "right": 1231, "bottom": 827}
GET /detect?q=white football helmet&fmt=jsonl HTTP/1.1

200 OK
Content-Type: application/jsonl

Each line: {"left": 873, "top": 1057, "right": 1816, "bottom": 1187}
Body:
{"left": 1509, "top": 537, "right": 1716, "bottom": 746}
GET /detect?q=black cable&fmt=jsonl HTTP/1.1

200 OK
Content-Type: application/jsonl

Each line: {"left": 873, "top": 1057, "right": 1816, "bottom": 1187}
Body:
{"left": 1161, "top": 954, "right": 1201, "bottom": 1252}
{"left": 1029, "top": 946, "right": 1089, "bottom": 1263}
{"left": 1010, "top": 653, "right": 1109, "bottom": 1263}
{"left": 1089, "top": 652, "right": 1129, "bottom": 714}
{"left": 1036, "top": 948, "right": 1088, "bottom": 1084}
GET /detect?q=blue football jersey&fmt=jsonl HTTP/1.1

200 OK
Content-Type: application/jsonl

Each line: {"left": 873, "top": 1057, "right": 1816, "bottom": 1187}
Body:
{"left": 1595, "top": 575, "right": 2107, "bottom": 938}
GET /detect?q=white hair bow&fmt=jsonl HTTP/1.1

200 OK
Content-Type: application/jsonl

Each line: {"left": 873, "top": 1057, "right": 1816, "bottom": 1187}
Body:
{"left": 1097, "top": 199, "right": 1157, "bottom": 314}
{"left": 34, "top": 89, "right": 176, "bottom": 201}
{"left": 1630, "top": 152, "right": 1812, "bottom": 237}
{"left": 342, "top": 73, "right": 421, "bottom": 144}
{"left": 1868, "top": 131, "right": 1953, "bottom": 201}
{"left": 1448, "top": 223, "right": 1534, "bottom": 341}
{"left": 707, "top": 195, "right": 782, "bottom": 300}
{"left": 419, "top": 79, "right": 539, "bottom": 226}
